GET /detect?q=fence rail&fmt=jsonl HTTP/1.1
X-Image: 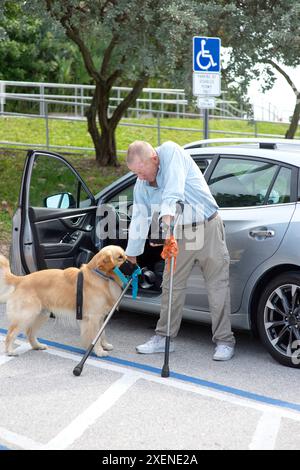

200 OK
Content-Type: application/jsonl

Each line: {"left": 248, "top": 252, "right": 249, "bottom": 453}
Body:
{"left": 0, "top": 80, "right": 287, "bottom": 155}
{"left": 0, "top": 79, "right": 250, "bottom": 119}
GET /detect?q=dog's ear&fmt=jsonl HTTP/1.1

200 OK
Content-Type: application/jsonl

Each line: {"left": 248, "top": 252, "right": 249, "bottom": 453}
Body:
{"left": 98, "top": 250, "right": 115, "bottom": 272}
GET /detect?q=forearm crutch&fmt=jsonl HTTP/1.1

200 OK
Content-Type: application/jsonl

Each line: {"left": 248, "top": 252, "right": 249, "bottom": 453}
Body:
{"left": 73, "top": 279, "right": 133, "bottom": 377}
{"left": 161, "top": 201, "right": 183, "bottom": 378}
{"left": 161, "top": 251, "right": 175, "bottom": 378}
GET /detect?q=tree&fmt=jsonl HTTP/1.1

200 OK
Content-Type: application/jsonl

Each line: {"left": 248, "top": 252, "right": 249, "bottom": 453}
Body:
{"left": 0, "top": 1, "right": 67, "bottom": 82}
{"left": 0, "top": 0, "right": 97, "bottom": 88}
{"left": 221, "top": 0, "right": 300, "bottom": 138}
{"left": 20, "top": 0, "right": 210, "bottom": 166}
{"left": 3, "top": 0, "right": 257, "bottom": 163}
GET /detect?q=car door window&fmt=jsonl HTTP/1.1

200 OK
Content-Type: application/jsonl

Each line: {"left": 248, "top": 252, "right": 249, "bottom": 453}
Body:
{"left": 107, "top": 184, "right": 135, "bottom": 206}
{"left": 29, "top": 154, "right": 92, "bottom": 209}
{"left": 195, "top": 158, "right": 211, "bottom": 173}
{"left": 208, "top": 157, "right": 279, "bottom": 207}
{"left": 267, "top": 166, "right": 291, "bottom": 204}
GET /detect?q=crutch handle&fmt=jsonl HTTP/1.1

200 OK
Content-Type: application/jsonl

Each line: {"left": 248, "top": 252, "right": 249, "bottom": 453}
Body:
{"left": 176, "top": 200, "right": 184, "bottom": 212}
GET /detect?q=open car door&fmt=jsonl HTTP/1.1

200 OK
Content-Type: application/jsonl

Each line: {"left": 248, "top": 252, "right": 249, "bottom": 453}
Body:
{"left": 11, "top": 150, "right": 97, "bottom": 275}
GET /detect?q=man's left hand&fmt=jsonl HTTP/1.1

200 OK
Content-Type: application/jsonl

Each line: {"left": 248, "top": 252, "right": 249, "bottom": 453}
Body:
{"left": 149, "top": 220, "right": 171, "bottom": 246}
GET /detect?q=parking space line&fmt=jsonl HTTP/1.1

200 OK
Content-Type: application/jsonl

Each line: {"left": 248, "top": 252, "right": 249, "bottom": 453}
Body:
{"left": 1, "top": 329, "right": 300, "bottom": 416}
{"left": 0, "top": 332, "right": 299, "bottom": 450}
{"left": 0, "top": 341, "right": 44, "bottom": 451}
{"left": 5, "top": 330, "right": 300, "bottom": 414}
{"left": 1, "top": 330, "right": 300, "bottom": 452}
{"left": 0, "top": 343, "right": 32, "bottom": 365}
{"left": 0, "top": 426, "right": 43, "bottom": 451}
{"left": 41, "top": 343, "right": 300, "bottom": 413}
{"left": 45, "top": 344, "right": 300, "bottom": 423}
{"left": 43, "top": 373, "right": 140, "bottom": 450}
{"left": 249, "top": 412, "right": 282, "bottom": 450}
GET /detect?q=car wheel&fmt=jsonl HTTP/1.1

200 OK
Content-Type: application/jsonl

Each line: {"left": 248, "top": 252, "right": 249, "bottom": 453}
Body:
{"left": 257, "top": 272, "right": 300, "bottom": 368}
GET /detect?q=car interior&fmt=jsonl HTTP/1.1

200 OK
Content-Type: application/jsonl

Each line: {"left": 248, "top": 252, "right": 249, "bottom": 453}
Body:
{"left": 97, "top": 197, "right": 165, "bottom": 294}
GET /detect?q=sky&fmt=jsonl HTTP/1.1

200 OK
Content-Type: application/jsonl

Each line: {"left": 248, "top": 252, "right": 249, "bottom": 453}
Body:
{"left": 247, "top": 65, "right": 300, "bottom": 123}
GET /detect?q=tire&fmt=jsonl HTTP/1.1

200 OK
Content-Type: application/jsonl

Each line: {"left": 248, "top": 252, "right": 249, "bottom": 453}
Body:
{"left": 257, "top": 272, "right": 300, "bottom": 368}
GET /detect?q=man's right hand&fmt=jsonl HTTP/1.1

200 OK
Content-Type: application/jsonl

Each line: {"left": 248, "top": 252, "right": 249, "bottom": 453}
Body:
{"left": 126, "top": 256, "right": 137, "bottom": 265}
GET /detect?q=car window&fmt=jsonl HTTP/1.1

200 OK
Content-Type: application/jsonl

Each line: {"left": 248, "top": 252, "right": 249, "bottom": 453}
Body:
{"left": 267, "top": 166, "right": 291, "bottom": 204}
{"left": 106, "top": 184, "right": 135, "bottom": 206}
{"left": 195, "top": 159, "right": 211, "bottom": 173}
{"left": 208, "top": 157, "right": 279, "bottom": 207}
{"left": 29, "top": 154, "right": 92, "bottom": 209}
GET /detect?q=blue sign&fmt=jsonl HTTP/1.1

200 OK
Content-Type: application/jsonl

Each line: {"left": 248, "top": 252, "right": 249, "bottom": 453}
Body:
{"left": 193, "top": 37, "right": 221, "bottom": 73}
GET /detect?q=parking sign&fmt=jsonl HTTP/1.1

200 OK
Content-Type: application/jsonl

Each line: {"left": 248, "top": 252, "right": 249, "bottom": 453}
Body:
{"left": 193, "top": 37, "right": 221, "bottom": 73}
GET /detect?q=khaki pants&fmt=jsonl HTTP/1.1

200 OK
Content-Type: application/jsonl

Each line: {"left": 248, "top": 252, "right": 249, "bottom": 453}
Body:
{"left": 156, "top": 214, "right": 235, "bottom": 346}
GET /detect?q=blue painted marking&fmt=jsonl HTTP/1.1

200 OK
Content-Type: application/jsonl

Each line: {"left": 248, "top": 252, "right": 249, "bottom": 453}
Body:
{"left": 0, "top": 444, "right": 9, "bottom": 450}
{"left": 1, "top": 327, "right": 300, "bottom": 413}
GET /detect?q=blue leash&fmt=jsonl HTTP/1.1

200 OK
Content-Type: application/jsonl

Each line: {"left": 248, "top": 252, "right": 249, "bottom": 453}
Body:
{"left": 113, "top": 265, "right": 142, "bottom": 299}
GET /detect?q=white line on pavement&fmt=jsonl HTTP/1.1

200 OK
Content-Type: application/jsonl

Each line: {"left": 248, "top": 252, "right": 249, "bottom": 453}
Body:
{"left": 42, "top": 373, "right": 140, "bottom": 450}
{"left": 0, "top": 343, "right": 32, "bottom": 365}
{"left": 0, "top": 335, "right": 299, "bottom": 451}
{"left": 0, "top": 341, "right": 44, "bottom": 450}
{"left": 249, "top": 411, "right": 282, "bottom": 450}
{"left": 45, "top": 344, "right": 300, "bottom": 424}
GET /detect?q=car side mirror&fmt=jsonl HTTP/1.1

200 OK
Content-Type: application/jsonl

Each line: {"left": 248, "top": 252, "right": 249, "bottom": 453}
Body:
{"left": 44, "top": 192, "right": 76, "bottom": 209}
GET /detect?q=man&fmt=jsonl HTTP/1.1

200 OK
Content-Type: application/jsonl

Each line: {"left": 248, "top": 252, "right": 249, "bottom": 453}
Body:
{"left": 125, "top": 140, "right": 235, "bottom": 361}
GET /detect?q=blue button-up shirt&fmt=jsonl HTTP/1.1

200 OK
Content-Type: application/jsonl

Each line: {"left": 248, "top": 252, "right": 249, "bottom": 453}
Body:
{"left": 125, "top": 141, "right": 218, "bottom": 256}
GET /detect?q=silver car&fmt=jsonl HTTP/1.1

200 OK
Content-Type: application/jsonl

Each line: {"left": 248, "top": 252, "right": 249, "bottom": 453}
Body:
{"left": 11, "top": 139, "right": 300, "bottom": 368}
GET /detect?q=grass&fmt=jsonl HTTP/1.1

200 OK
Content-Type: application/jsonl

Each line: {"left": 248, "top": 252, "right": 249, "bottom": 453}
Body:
{"left": 0, "top": 115, "right": 297, "bottom": 152}
{"left": 0, "top": 114, "right": 298, "bottom": 245}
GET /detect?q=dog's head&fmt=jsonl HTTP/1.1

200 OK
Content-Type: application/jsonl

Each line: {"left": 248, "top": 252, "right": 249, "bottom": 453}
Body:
{"left": 91, "top": 245, "right": 127, "bottom": 274}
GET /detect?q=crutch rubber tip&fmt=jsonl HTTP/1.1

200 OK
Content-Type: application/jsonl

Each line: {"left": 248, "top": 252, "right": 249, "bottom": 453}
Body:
{"left": 73, "top": 365, "right": 83, "bottom": 376}
{"left": 161, "top": 365, "right": 170, "bottom": 378}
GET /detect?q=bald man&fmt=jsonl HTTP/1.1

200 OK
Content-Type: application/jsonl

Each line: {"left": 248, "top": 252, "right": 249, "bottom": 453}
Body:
{"left": 125, "top": 140, "right": 235, "bottom": 361}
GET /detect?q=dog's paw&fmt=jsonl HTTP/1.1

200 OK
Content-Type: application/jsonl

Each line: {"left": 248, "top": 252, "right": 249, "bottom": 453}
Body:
{"left": 32, "top": 343, "right": 48, "bottom": 351}
{"left": 102, "top": 342, "right": 113, "bottom": 351}
{"left": 94, "top": 348, "right": 109, "bottom": 357}
{"left": 6, "top": 351, "right": 18, "bottom": 357}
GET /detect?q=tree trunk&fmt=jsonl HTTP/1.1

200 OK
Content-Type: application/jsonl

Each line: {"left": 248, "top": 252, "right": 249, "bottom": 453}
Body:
{"left": 85, "top": 83, "right": 118, "bottom": 166}
{"left": 86, "top": 91, "right": 102, "bottom": 162}
{"left": 285, "top": 93, "right": 300, "bottom": 139}
{"left": 267, "top": 61, "right": 300, "bottom": 139}
{"left": 86, "top": 77, "right": 148, "bottom": 166}
{"left": 96, "top": 122, "right": 118, "bottom": 166}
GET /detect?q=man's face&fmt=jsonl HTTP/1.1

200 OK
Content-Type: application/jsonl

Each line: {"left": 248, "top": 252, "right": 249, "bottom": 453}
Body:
{"left": 128, "top": 154, "right": 159, "bottom": 183}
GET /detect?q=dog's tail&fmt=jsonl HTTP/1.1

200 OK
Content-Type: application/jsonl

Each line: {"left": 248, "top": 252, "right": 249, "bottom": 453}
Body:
{"left": 0, "top": 255, "right": 20, "bottom": 303}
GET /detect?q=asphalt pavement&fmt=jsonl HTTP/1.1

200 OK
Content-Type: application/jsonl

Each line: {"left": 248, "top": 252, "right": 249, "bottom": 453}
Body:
{"left": 0, "top": 303, "right": 299, "bottom": 451}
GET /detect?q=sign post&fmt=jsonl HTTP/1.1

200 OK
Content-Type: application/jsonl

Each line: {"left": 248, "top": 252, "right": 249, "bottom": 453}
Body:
{"left": 193, "top": 36, "right": 221, "bottom": 139}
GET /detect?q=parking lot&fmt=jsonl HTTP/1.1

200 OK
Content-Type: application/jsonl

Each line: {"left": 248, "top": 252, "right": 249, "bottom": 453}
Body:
{"left": 0, "top": 303, "right": 300, "bottom": 451}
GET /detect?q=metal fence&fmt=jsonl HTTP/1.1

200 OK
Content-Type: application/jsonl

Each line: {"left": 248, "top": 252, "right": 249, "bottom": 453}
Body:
{"left": 0, "top": 80, "right": 286, "bottom": 155}
{"left": 0, "top": 80, "right": 249, "bottom": 119}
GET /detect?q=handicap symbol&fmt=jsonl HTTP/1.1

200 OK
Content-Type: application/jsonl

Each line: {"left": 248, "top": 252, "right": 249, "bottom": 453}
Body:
{"left": 196, "top": 39, "right": 217, "bottom": 71}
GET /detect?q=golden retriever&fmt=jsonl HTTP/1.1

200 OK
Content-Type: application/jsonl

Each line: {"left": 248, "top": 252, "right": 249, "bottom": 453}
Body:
{"left": 0, "top": 245, "right": 127, "bottom": 357}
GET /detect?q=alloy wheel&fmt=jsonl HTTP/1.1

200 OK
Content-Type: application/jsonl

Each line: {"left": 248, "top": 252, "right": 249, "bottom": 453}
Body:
{"left": 264, "top": 283, "right": 300, "bottom": 359}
